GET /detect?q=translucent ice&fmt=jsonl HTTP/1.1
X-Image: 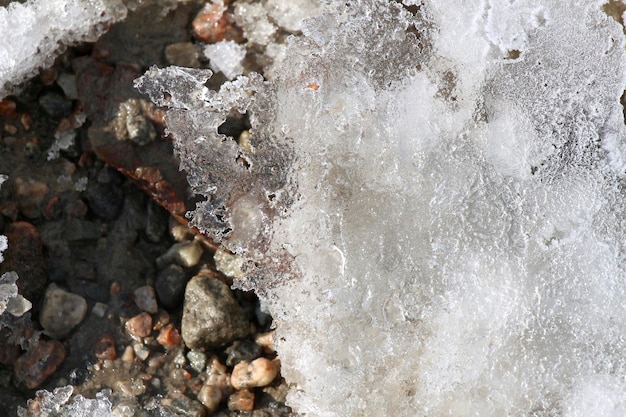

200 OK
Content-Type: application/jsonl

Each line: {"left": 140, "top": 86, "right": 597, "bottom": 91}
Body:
{"left": 137, "top": 0, "right": 626, "bottom": 416}
{"left": 0, "top": 0, "right": 127, "bottom": 98}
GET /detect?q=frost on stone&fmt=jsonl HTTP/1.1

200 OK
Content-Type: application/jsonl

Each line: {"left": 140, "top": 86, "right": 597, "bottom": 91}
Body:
{"left": 139, "top": 0, "right": 626, "bottom": 416}
{"left": 203, "top": 40, "right": 246, "bottom": 80}
{"left": 0, "top": 0, "right": 127, "bottom": 98}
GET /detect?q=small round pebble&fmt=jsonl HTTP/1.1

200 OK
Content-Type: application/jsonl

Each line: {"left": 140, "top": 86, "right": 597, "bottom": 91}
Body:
{"left": 93, "top": 333, "right": 117, "bottom": 360}
{"left": 198, "top": 384, "right": 222, "bottom": 413}
{"left": 125, "top": 312, "right": 153, "bottom": 338}
{"left": 134, "top": 285, "right": 158, "bottom": 314}
{"left": 230, "top": 358, "right": 280, "bottom": 389}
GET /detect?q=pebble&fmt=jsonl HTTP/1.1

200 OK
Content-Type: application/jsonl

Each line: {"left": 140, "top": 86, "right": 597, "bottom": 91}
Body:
{"left": 192, "top": 2, "right": 242, "bottom": 44}
{"left": 121, "top": 345, "right": 135, "bottom": 362}
{"left": 157, "top": 324, "right": 182, "bottom": 349}
{"left": 0, "top": 99, "right": 18, "bottom": 119}
{"left": 125, "top": 312, "right": 153, "bottom": 338}
{"left": 169, "top": 218, "right": 195, "bottom": 241}
{"left": 85, "top": 181, "right": 125, "bottom": 220}
{"left": 155, "top": 264, "right": 187, "bottom": 309}
{"left": 230, "top": 358, "right": 280, "bottom": 390}
{"left": 225, "top": 339, "right": 262, "bottom": 367}
{"left": 134, "top": 285, "right": 158, "bottom": 313}
{"left": 181, "top": 273, "right": 249, "bottom": 349}
{"left": 38, "top": 92, "right": 72, "bottom": 119}
{"left": 228, "top": 389, "right": 255, "bottom": 411}
{"left": 163, "top": 396, "right": 206, "bottom": 417}
{"left": 14, "top": 339, "right": 66, "bottom": 389}
{"left": 39, "top": 284, "right": 88, "bottom": 339}
{"left": 92, "top": 302, "right": 107, "bottom": 318}
{"left": 93, "top": 333, "right": 117, "bottom": 360}
{"left": 198, "top": 384, "right": 222, "bottom": 413}
{"left": 164, "top": 42, "right": 201, "bottom": 68}
{"left": 13, "top": 177, "right": 49, "bottom": 219}
{"left": 187, "top": 350, "right": 207, "bottom": 373}
{"left": 145, "top": 200, "right": 168, "bottom": 243}
{"left": 133, "top": 343, "right": 151, "bottom": 361}
{"left": 254, "top": 332, "right": 275, "bottom": 355}
{"left": 156, "top": 240, "right": 203, "bottom": 269}
{"left": 56, "top": 72, "right": 78, "bottom": 100}
{"left": 20, "top": 112, "right": 32, "bottom": 131}
{"left": 214, "top": 248, "right": 246, "bottom": 279}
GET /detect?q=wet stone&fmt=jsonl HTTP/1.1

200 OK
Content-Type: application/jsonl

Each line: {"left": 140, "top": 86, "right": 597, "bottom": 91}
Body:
{"left": 155, "top": 264, "right": 186, "bottom": 309}
{"left": 14, "top": 339, "right": 66, "bottom": 389}
{"left": 39, "top": 284, "right": 88, "bottom": 339}
{"left": 156, "top": 324, "right": 182, "bottom": 349}
{"left": 187, "top": 350, "right": 207, "bottom": 373}
{"left": 164, "top": 396, "right": 206, "bottom": 417}
{"left": 156, "top": 240, "right": 203, "bottom": 269}
{"left": 198, "top": 384, "right": 222, "bottom": 413}
{"left": 125, "top": 312, "right": 153, "bottom": 338}
{"left": 181, "top": 274, "right": 249, "bottom": 349}
{"left": 134, "top": 285, "right": 158, "bottom": 313}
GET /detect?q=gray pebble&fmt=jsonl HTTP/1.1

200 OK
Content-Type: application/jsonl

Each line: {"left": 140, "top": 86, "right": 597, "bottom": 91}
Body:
{"left": 39, "top": 284, "right": 87, "bottom": 339}
{"left": 155, "top": 264, "right": 186, "bottom": 309}
{"left": 134, "top": 285, "right": 158, "bottom": 314}
{"left": 181, "top": 274, "right": 249, "bottom": 349}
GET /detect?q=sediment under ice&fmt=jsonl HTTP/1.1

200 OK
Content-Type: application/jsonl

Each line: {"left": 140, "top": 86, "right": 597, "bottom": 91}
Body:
{"left": 137, "top": 0, "right": 626, "bottom": 416}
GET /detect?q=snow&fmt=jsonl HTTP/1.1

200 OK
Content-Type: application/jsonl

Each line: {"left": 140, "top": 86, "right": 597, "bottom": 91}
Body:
{"left": 141, "top": 0, "right": 626, "bottom": 416}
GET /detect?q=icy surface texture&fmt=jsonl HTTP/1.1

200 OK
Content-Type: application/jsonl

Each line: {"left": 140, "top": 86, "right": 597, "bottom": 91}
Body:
{"left": 0, "top": 271, "right": 32, "bottom": 317}
{"left": 0, "top": 0, "right": 127, "bottom": 98}
{"left": 138, "top": 0, "right": 626, "bottom": 416}
{"left": 203, "top": 40, "right": 247, "bottom": 80}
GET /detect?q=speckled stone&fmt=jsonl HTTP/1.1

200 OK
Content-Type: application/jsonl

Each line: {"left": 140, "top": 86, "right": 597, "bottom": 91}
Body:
{"left": 39, "top": 284, "right": 87, "bottom": 339}
{"left": 181, "top": 274, "right": 249, "bottom": 349}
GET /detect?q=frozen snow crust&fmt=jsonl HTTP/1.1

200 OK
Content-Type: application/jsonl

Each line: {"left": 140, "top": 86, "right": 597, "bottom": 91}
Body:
{"left": 0, "top": 0, "right": 127, "bottom": 98}
{"left": 137, "top": 0, "right": 626, "bottom": 416}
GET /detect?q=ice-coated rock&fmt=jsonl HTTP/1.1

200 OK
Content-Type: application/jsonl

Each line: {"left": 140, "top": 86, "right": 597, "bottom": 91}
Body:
{"left": 137, "top": 0, "right": 626, "bottom": 416}
{"left": 203, "top": 40, "right": 246, "bottom": 80}
{"left": 0, "top": 0, "right": 127, "bottom": 98}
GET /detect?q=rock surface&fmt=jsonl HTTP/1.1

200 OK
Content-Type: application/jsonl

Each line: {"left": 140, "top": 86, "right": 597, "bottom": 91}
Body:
{"left": 39, "top": 284, "right": 88, "bottom": 339}
{"left": 181, "top": 273, "right": 249, "bottom": 349}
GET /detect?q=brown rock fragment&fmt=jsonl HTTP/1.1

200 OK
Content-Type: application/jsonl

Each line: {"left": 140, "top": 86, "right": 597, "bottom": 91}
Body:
{"left": 13, "top": 177, "right": 49, "bottom": 219}
{"left": 192, "top": 3, "right": 243, "bottom": 44}
{"left": 157, "top": 324, "right": 182, "bottom": 349}
{"left": 14, "top": 339, "right": 66, "bottom": 389}
{"left": 93, "top": 333, "right": 117, "bottom": 360}
{"left": 126, "top": 312, "right": 153, "bottom": 338}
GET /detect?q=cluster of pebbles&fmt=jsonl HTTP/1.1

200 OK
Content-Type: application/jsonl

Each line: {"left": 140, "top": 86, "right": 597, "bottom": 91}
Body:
{"left": 0, "top": 1, "right": 297, "bottom": 415}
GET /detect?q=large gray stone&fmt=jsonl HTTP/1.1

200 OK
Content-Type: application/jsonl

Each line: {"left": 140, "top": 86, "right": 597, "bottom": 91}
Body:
{"left": 181, "top": 273, "right": 249, "bottom": 349}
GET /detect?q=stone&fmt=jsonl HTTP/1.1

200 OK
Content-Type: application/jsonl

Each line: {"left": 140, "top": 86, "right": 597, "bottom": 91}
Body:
{"left": 225, "top": 339, "right": 262, "bottom": 367}
{"left": 198, "top": 384, "right": 222, "bottom": 413}
{"left": 12, "top": 177, "right": 49, "bottom": 219}
{"left": 164, "top": 42, "right": 201, "bottom": 68}
{"left": 125, "top": 312, "right": 152, "bottom": 338}
{"left": 85, "top": 181, "right": 124, "bottom": 220}
{"left": 93, "top": 333, "right": 116, "bottom": 360}
{"left": 155, "top": 264, "right": 186, "bottom": 309}
{"left": 14, "top": 339, "right": 66, "bottom": 389}
{"left": 156, "top": 324, "right": 181, "bottom": 349}
{"left": 181, "top": 274, "right": 249, "bottom": 349}
{"left": 230, "top": 358, "right": 280, "bottom": 389}
{"left": 227, "top": 389, "right": 254, "bottom": 411}
{"left": 186, "top": 350, "right": 207, "bottom": 373}
{"left": 156, "top": 240, "right": 203, "bottom": 269}
{"left": 39, "top": 284, "right": 87, "bottom": 339}
{"left": 38, "top": 92, "right": 72, "bottom": 119}
{"left": 133, "top": 285, "right": 158, "bottom": 313}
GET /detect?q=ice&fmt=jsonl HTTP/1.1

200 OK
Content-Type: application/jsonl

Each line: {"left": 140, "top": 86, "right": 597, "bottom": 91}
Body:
{"left": 137, "top": 0, "right": 626, "bottom": 416}
{"left": 0, "top": 271, "right": 32, "bottom": 317}
{"left": 0, "top": 0, "right": 127, "bottom": 98}
{"left": 233, "top": 1, "right": 276, "bottom": 45}
{"left": 203, "top": 40, "right": 246, "bottom": 80}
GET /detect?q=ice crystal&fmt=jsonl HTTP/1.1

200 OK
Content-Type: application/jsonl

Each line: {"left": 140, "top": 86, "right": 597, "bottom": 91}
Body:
{"left": 137, "top": 0, "right": 626, "bottom": 416}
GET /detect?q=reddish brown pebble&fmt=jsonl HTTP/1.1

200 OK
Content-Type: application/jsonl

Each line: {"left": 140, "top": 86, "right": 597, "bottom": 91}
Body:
{"left": 192, "top": 3, "right": 242, "bottom": 44}
{"left": 93, "top": 333, "right": 117, "bottom": 360}
{"left": 126, "top": 312, "right": 153, "bottom": 338}
{"left": 14, "top": 339, "right": 66, "bottom": 389}
{"left": 0, "top": 99, "right": 18, "bottom": 119}
{"left": 228, "top": 389, "right": 255, "bottom": 411}
{"left": 110, "top": 281, "right": 121, "bottom": 294}
{"left": 20, "top": 113, "right": 32, "bottom": 131}
{"left": 157, "top": 324, "right": 182, "bottom": 349}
